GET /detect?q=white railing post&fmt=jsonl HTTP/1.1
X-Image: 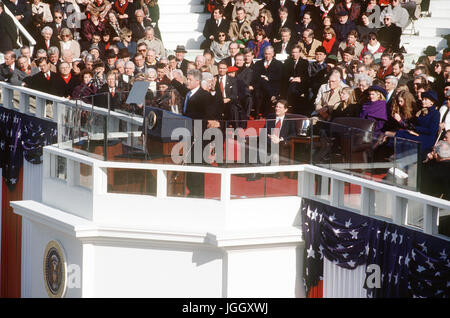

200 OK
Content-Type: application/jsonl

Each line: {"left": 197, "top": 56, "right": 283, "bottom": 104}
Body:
{"left": 361, "top": 187, "right": 374, "bottom": 216}
{"left": 19, "top": 92, "right": 29, "bottom": 113}
{"left": 330, "top": 178, "right": 343, "bottom": 207}
{"left": 392, "top": 196, "right": 407, "bottom": 226}
{"left": 35, "top": 97, "right": 45, "bottom": 118}
{"left": 423, "top": 205, "right": 439, "bottom": 235}
{"left": 2, "top": 86, "right": 13, "bottom": 109}
{"left": 221, "top": 171, "right": 231, "bottom": 202}
{"left": 156, "top": 169, "right": 167, "bottom": 198}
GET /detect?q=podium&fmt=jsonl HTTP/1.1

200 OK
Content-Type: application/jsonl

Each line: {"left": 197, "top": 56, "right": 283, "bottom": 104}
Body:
{"left": 144, "top": 106, "right": 192, "bottom": 142}
{"left": 144, "top": 106, "right": 193, "bottom": 196}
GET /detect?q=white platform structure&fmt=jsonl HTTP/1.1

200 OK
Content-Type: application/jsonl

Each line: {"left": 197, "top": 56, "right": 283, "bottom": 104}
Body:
{"left": 1, "top": 79, "right": 450, "bottom": 298}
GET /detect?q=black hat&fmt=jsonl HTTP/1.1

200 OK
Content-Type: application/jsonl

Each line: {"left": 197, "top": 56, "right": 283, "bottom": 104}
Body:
{"left": 367, "top": 85, "right": 387, "bottom": 98}
{"left": 315, "top": 46, "right": 327, "bottom": 55}
{"left": 337, "top": 11, "right": 348, "bottom": 17}
{"left": 423, "top": 45, "right": 437, "bottom": 56}
{"left": 175, "top": 45, "right": 187, "bottom": 53}
{"left": 105, "top": 49, "right": 116, "bottom": 59}
{"left": 325, "top": 55, "right": 338, "bottom": 65}
{"left": 421, "top": 90, "right": 439, "bottom": 104}
{"left": 118, "top": 48, "right": 130, "bottom": 58}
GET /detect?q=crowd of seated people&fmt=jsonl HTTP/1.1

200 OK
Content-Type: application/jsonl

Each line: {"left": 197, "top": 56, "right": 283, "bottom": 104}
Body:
{"left": 0, "top": 0, "right": 449, "bottom": 195}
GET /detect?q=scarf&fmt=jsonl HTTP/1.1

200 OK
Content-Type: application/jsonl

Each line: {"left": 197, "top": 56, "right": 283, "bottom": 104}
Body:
{"left": 322, "top": 36, "right": 336, "bottom": 54}
{"left": 114, "top": 0, "right": 128, "bottom": 15}
{"left": 367, "top": 42, "right": 381, "bottom": 54}
{"left": 320, "top": 3, "right": 334, "bottom": 18}
{"left": 62, "top": 73, "right": 72, "bottom": 84}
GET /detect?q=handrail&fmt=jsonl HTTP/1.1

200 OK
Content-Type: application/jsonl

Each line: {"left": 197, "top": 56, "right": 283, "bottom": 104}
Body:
{"left": 2, "top": 2, "right": 36, "bottom": 54}
{"left": 0, "top": 81, "right": 143, "bottom": 127}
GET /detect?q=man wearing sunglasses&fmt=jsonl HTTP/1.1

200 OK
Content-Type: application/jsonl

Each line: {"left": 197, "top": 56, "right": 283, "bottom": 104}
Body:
{"left": 46, "top": 9, "right": 67, "bottom": 41}
{"left": 377, "top": 13, "right": 402, "bottom": 53}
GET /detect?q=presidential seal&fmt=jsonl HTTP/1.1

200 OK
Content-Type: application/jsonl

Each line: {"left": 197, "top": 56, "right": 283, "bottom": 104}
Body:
{"left": 43, "top": 240, "right": 67, "bottom": 298}
{"left": 146, "top": 110, "right": 157, "bottom": 130}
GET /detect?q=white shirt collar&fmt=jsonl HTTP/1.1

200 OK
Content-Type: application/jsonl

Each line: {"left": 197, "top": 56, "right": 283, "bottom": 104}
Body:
{"left": 190, "top": 85, "right": 200, "bottom": 96}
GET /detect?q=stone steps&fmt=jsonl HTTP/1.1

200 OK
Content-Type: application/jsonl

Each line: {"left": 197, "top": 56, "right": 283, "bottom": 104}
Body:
{"left": 159, "top": 0, "right": 209, "bottom": 51}
{"left": 401, "top": 0, "right": 450, "bottom": 61}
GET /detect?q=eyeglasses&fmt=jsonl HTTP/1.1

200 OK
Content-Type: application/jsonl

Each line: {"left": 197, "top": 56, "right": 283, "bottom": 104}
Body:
{"left": 54, "top": 16, "right": 63, "bottom": 19}
{"left": 218, "top": 34, "right": 226, "bottom": 37}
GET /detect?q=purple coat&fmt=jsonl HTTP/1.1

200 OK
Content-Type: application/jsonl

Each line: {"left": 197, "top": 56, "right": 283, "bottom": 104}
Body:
{"left": 360, "top": 100, "right": 387, "bottom": 133}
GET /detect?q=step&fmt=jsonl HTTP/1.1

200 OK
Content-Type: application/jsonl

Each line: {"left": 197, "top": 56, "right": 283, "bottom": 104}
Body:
{"left": 401, "top": 35, "right": 447, "bottom": 47}
{"left": 159, "top": 14, "right": 209, "bottom": 26}
{"left": 430, "top": 0, "right": 450, "bottom": 11}
{"left": 418, "top": 27, "right": 450, "bottom": 37}
{"left": 160, "top": 4, "right": 204, "bottom": 14}
{"left": 426, "top": 9, "right": 450, "bottom": 18}
{"left": 414, "top": 17, "right": 450, "bottom": 29}
{"left": 159, "top": 23, "right": 203, "bottom": 32}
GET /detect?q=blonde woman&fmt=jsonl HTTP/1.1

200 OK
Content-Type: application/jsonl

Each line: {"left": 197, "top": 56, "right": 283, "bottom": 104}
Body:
{"left": 250, "top": 9, "right": 274, "bottom": 40}
{"left": 331, "top": 87, "right": 361, "bottom": 119}
{"left": 117, "top": 27, "right": 137, "bottom": 58}
{"left": 59, "top": 28, "right": 81, "bottom": 59}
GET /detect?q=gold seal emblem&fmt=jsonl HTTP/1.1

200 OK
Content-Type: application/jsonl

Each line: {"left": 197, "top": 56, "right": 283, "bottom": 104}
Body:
{"left": 43, "top": 240, "right": 67, "bottom": 298}
{"left": 146, "top": 110, "right": 157, "bottom": 130}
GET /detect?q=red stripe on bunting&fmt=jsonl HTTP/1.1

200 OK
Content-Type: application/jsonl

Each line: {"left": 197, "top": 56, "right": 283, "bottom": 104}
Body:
{"left": 1, "top": 168, "right": 23, "bottom": 298}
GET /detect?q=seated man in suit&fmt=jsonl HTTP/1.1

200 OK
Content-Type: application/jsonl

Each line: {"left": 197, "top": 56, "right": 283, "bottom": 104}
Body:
{"left": 265, "top": 99, "right": 297, "bottom": 165}
{"left": 10, "top": 55, "right": 40, "bottom": 86}
{"left": 130, "top": 9, "right": 153, "bottom": 42}
{"left": 274, "top": 27, "right": 295, "bottom": 56}
{"left": 298, "top": 28, "right": 322, "bottom": 61}
{"left": 0, "top": 50, "right": 16, "bottom": 82}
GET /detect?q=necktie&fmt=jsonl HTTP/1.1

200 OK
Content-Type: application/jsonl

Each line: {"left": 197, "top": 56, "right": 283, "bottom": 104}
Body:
{"left": 274, "top": 119, "right": 282, "bottom": 137}
{"left": 220, "top": 77, "right": 224, "bottom": 96}
{"left": 282, "top": 42, "right": 286, "bottom": 53}
{"left": 265, "top": 61, "right": 269, "bottom": 69}
{"left": 111, "top": 89, "right": 115, "bottom": 97}
{"left": 45, "top": 73, "right": 50, "bottom": 80}
{"left": 183, "top": 91, "right": 191, "bottom": 113}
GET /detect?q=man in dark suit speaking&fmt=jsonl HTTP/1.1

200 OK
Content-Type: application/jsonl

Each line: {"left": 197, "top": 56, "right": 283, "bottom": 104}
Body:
{"left": 169, "top": 68, "right": 216, "bottom": 197}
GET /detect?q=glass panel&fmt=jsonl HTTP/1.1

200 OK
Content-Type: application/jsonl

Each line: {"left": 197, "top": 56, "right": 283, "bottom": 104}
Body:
{"left": 374, "top": 191, "right": 392, "bottom": 219}
{"left": 51, "top": 155, "right": 67, "bottom": 181}
{"left": 406, "top": 200, "right": 424, "bottom": 229}
{"left": 313, "top": 175, "right": 330, "bottom": 202}
{"left": 230, "top": 172, "right": 298, "bottom": 199}
{"left": 107, "top": 168, "right": 157, "bottom": 196}
{"left": 166, "top": 172, "right": 221, "bottom": 199}
{"left": 310, "top": 120, "right": 421, "bottom": 191}
{"left": 342, "top": 182, "right": 361, "bottom": 211}
{"left": 73, "top": 162, "right": 92, "bottom": 190}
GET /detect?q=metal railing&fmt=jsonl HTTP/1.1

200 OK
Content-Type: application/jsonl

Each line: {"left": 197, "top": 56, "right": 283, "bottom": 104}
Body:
{"left": 2, "top": 2, "right": 36, "bottom": 55}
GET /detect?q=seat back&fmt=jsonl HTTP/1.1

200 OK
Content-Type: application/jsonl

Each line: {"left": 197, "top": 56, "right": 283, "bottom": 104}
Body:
{"left": 286, "top": 113, "right": 309, "bottom": 136}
